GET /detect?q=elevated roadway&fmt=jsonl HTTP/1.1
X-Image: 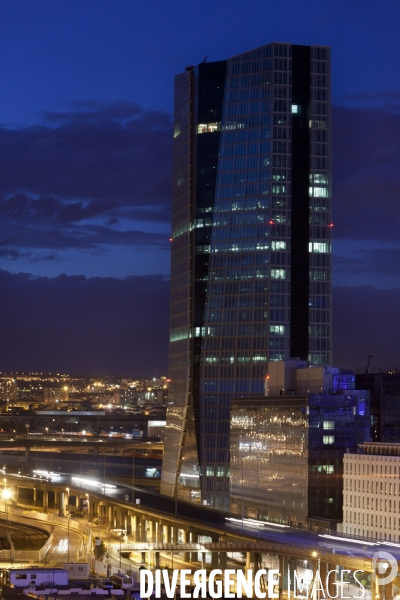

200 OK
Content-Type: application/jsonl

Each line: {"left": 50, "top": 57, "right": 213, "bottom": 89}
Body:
{"left": 4, "top": 470, "right": 399, "bottom": 574}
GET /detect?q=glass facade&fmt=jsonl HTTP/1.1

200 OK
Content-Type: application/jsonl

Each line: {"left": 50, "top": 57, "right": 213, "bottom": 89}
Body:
{"left": 161, "top": 43, "right": 332, "bottom": 508}
{"left": 230, "top": 397, "right": 309, "bottom": 522}
{"left": 230, "top": 393, "right": 370, "bottom": 524}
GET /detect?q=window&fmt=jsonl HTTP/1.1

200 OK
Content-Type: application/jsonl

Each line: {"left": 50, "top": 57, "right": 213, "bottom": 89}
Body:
{"left": 291, "top": 104, "right": 299, "bottom": 114}
{"left": 309, "top": 242, "right": 330, "bottom": 253}
{"left": 197, "top": 122, "right": 221, "bottom": 134}
{"left": 272, "top": 241, "right": 286, "bottom": 251}
{"left": 309, "top": 186, "right": 328, "bottom": 198}
{"left": 270, "top": 325, "right": 285, "bottom": 335}
{"left": 271, "top": 269, "right": 286, "bottom": 279}
{"left": 323, "top": 435, "right": 334, "bottom": 445}
{"left": 310, "top": 173, "right": 328, "bottom": 184}
{"left": 323, "top": 421, "right": 334, "bottom": 430}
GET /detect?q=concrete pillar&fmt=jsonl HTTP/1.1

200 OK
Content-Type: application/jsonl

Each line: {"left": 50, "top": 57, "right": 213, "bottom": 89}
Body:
{"left": 219, "top": 552, "right": 227, "bottom": 569}
{"left": 135, "top": 516, "right": 140, "bottom": 541}
{"left": 211, "top": 551, "right": 218, "bottom": 569}
{"left": 182, "top": 530, "right": 189, "bottom": 563}
{"left": 58, "top": 491, "right": 65, "bottom": 517}
{"left": 246, "top": 551, "right": 251, "bottom": 574}
{"left": 279, "top": 554, "right": 284, "bottom": 600}
{"left": 319, "top": 562, "right": 328, "bottom": 600}
{"left": 33, "top": 488, "right": 37, "bottom": 505}
{"left": 163, "top": 524, "right": 169, "bottom": 544}
{"left": 191, "top": 532, "right": 199, "bottom": 562}
{"left": 42, "top": 490, "right": 48, "bottom": 513}
{"left": 141, "top": 518, "right": 147, "bottom": 541}
{"left": 108, "top": 505, "right": 113, "bottom": 528}
{"left": 11, "top": 485, "right": 17, "bottom": 507}
{"left": 141, "top": 551, "right": 146, "bottom": 564}
{"left": 171, "top": 526, "right": 177, "bottom": 544}
{"left": 126, "top": 512, "right": 131, "bottom": 536}
{"left": 312, "top": 559, "right": 317, "bottom": 600}
{"left": 115, "top": 508, "right": 122, "bottom": 529}
{"left": 326, "top": 564, "right": 337, "bottom": 598}
{"left": 148, "top": 520, "right": 154, "bottom": 543}
{"left": 75, "top": 495, "right": 80, "bottom": 508}
{"left": 155, "top": 551, "right": 160, "bottom": 568}
{"left": 372, "top": 578, "right": 379, "bottom": 600}
{"left": 385, "top": 581, "right": 393, "bottom": 600}
{"left": 88, "top": 500, "right": 94, "bottom": 521}
{"left": 201, "top": 553, "right": 205, "bottom": 570}
{"left": 131, "top": 514, "right": 137, "bottom": 540}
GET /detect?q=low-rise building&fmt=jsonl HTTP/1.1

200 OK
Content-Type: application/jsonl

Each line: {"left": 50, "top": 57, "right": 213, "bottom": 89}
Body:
{"left": 8, "top": 567, "right": 69, "bottom": 587}
{"left": 342, "top": 442, "right": 400, "bottom": 542}
{"left": 43, "top": 382, "right": 69, "bottom": 405}
{"left": 229, "top": 360, "right": 370, "bottom": 529}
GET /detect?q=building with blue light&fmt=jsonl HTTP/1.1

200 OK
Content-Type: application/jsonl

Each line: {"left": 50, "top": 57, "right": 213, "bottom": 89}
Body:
{"left": 230, "top": 363, "right": 370, "bottom": 527}
{"left": 355, "top": 368, "right": 400, "bottom": 443}
{"left": 161, "top": 43, "right": 332, "bottom": 508}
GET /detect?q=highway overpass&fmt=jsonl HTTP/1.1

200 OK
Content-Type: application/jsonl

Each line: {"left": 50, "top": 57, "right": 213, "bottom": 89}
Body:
{"left": 1, "top": 471, "right": 398, "bottom": 599}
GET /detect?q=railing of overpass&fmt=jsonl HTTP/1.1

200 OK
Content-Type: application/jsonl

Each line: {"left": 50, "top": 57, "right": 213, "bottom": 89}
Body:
{"left": 7, "top": 505, "right": 80, "bottom": 532}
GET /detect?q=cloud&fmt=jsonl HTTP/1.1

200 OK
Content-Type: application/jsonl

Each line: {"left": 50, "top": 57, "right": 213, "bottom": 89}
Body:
{"left": 0, "top": 216, "right": 169, "bottom": 254}
{"left": 0, "top": 269, "right": 169, "bottom": 376}
{"left": 0, "top": 101, "right": 172, "bottom": 208}
{"left": 334, "top": 246, "right": 400, "bottom": 279}
{"left": 332, "top": 105, "right": 400, "bottom": 242}
{"left": 333, "top": 286, "right": 400, "bottom": 369}
{"left": 336, "top": 89, "right": 400, "bottom": 111}
{"left": 0, "top": 101, "right": 172, "bottom": 259}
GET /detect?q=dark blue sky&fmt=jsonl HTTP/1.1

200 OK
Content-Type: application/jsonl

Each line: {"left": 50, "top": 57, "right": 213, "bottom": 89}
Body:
{"left": 0, "top": 0, "right": 399, "bottom": 374}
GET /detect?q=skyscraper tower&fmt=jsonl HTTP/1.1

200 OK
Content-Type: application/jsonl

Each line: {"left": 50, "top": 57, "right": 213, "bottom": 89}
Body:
{"left": 161, "top": 43, "right": 332, "bottom": 508}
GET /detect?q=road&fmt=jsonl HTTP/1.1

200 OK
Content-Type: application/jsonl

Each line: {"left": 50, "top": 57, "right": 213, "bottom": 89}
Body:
{"left": 44, "top": 526, "right": 82, "bottom": 564}
{"left": 7, "top": 468, "right": 400, "bottom": 564}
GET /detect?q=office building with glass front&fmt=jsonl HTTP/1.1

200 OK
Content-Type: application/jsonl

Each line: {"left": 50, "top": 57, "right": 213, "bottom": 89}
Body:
{"left": 230, "top": 391, "right": 370, "bottom": 527}
{"left": 161, "top": 43, "right": 332, "bottom": 508}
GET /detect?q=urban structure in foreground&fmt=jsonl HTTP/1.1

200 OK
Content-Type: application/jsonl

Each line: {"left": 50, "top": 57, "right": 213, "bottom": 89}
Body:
{"left": 162, "top": 42, "right": 332, "bottom": 508}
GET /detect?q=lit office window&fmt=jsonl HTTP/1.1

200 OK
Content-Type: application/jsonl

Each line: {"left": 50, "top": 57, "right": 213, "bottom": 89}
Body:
{"left": 197, "top": 122, "right": 221, "bottom": 134}
{"left": 323, "top": 435, "right": 334, "bottom": 445}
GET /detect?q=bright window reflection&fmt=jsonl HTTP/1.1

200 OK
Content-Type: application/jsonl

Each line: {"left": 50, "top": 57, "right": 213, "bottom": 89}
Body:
{"left": 272, "top": 241, "right": 286, "bottom": 251}
{"left": 197, "top": 122, "right": 221, "bottom": 134}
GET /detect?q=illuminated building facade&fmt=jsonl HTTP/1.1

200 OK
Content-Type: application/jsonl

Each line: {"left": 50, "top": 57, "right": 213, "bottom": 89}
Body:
{"left": 230, "top": 392, "right": 370, "bottom": 526}
{"left": 0, "top": 378, "right": 17, "bottom": 411}
{"left": 343, "top": 443, "right": 400, "bottom": 541}
{"left": 161, "top": 43, "right": 332, "bottom": 508}
{"left": 43, "top": 383, "right": 69, "bottom": 405}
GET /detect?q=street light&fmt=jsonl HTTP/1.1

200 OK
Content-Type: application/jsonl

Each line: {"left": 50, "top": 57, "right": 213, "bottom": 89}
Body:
{"left": 67, "top": 513, "right": 70, "bottom": 564}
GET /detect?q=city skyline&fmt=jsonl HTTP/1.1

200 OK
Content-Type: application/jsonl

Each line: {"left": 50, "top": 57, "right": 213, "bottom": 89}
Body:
{"left": 0, "top": 0, "right": 399, "bottom": 374}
